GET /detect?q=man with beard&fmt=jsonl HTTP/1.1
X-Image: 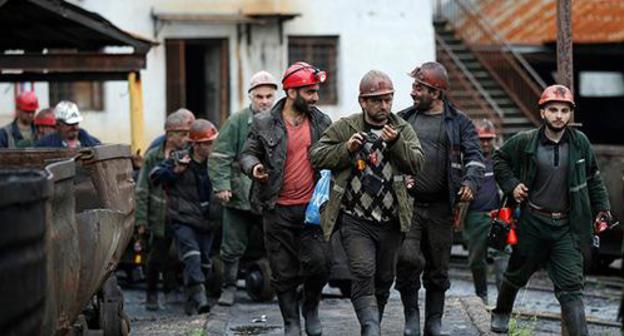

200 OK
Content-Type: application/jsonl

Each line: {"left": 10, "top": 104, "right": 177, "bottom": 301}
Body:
{"left": 209, "top": 71, "right": 278, "bottom": 306}
{"left": 490, "top": 85, "right": 611, "bottom": 335}
{"left": 36, "top": 100, "right": 101, "bottom": 148}
{"left": 240, "top": 62, "right": 331, "bottom": 336}
{"left": 0, "top": 91, "right": 39, "bottom": 148}
{"left": 310, "top": 70, "right": 424, "bottom": 335}
{"left": 396, "top": 62, "right": 484, "bottom": 336}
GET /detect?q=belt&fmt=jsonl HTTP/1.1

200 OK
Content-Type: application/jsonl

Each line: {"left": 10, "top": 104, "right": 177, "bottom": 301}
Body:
{"left": 527, "top": 202, "right": 568, "bottom": 219}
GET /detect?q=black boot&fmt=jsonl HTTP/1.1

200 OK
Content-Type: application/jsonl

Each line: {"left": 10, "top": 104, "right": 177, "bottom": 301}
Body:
{"left": 185, "top": 284, "right": 210, "bottom": 315}
{"left": 490, "top": 281, "right": 519, "bottom": 333}
{"left": 378, "top": 303, "right": 385, "bottom": 324}
{"left": 471, "top": 267, "right": 488, "bottom": 305}
{"left": 145, "top": 291, "right": 159, "bottom": 311}
{"left": 278, "top": 290, "right": 301, "bottom": 336}
{"left": 424, "top": 290, "right": 448, "bottom": 336}
{"left": 560, "top": 298, "right": 588, "bottom": 336}
{"left": 302, "top": 283, "right": 323, "bottom": 336}
{"left": 353, "top": 296, "right": 380, "bottom": 336}
{"left": 400, "top": 290, "right": 420, "bottom": 336}
{"left": 492, "top": 256, "right": 508, "bottom": 293}
{"left": 218, "top": 259, "right": 239, "bottom": 306}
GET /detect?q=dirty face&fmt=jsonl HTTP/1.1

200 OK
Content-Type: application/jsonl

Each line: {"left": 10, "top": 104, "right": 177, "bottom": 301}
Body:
{"left": 193, "top": 140, "right": 214, "bottom": 160}
{"left": 540, "top": 101, "right": 572, "bottom": 133}
{"left": 58, "top": 121, "right": 80, "bottom": 141}
{"left": 166, "top": 130, "right": 190, "bottom": 151}
{"left": 289, "top": 85, "right": 320, "bottom": 114}
{"left": 36, "top": 125, "right": 57, "bottom": 138}
{"left": 479, "top": 137, "right": 495, "bottom": 156}
{"left": 410, "top": 81, "right": 437, "bottom": 112}
{"left": 16, "top": 108, "right": 35, "bottom": 125}
{"left": 360, "top": 93, "right": 393, "bottom": 125}
{"left": 250, "top": 85, "right": 276, "bottom": 114}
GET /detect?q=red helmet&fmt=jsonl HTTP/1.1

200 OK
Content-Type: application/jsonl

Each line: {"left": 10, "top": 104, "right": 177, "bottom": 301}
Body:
{"left": 34, "top": 108, "right": 56, "bottom": 127}
{"left": 189, "top": 119, "right": 218, "bottom": 142}
{"left": 409, "top": 62, "right": 449, "bottom": 92}
{"left": 359, "top": 70, "right": 394, "bottom": 98}
{"left": 282, "top": 62, "right": 327, "bottom": 90}
{"left": 475, "top": 119, "right": 496, "bottom": 139}
{"left": 16, "top": 91, "right": 39, "bottom": 112}
{"left": 538, "top": 84, "right": 575, "bottom": 108}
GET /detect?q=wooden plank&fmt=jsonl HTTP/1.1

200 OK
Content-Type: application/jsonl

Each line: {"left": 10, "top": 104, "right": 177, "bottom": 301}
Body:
{"left": 166, "top": 39, "right": 186, "bottom": 115}
{"left": 0, "top": 72, "right": 129, "bottom": 82}
{"left": 0, "top": 53, "right": 146, "bottom": 72}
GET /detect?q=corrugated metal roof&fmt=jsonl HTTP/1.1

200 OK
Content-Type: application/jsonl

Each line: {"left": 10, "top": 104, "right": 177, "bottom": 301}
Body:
{"left": 478, "top": 0, "right": 624, "bottom": 44}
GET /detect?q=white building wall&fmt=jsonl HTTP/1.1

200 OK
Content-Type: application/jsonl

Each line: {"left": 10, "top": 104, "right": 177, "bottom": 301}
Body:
{"left": 0, "top": 0, "right": 434, "bottom": 146}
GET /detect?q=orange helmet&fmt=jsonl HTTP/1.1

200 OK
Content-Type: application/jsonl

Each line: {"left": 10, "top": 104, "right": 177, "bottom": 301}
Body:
{"left": 538, "top": 84, "right": 575, "bottom": 108}
{"left": 409, "top": 62, "right": 449, "bottom": 92}
{"left": 475, "top": 119, "right": 496, "bottom": 139}
{"left": 16, "top": 91, "right": 39, "bottom": 112}
{"left": 34, "top": 108, "right": 56, "bottom": 127}
{"left": 359, "top": 70, "right": 394, "bottom": 98}
{"left": 189, "top": 119, "right": 218, "bottom": 142}
{"left": 282, "top": 62, "right": 327, "bottom": 90}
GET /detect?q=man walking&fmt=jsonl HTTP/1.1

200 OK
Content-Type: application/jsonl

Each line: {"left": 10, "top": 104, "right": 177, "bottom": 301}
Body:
{"left": 0, "top": 91, "right": 39, "bottom": 148}
{"left": 310, "top": 70, "right": 424, "bottom": 336}
{"left": 209, "top": 71, "right": 278, "bottom": 306}
{"left": 240, "top": 62, "right": 331, "bottom": 336}
{"left": 396, "top": 62, "right": 484, "bottom": 336}
{"left": 490, "top": 85, "right": 611, "bottom": 335}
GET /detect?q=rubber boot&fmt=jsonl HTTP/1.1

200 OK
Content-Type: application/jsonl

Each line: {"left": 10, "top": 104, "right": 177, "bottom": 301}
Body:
{"left": 560, "top": 298, "right": 589, "bottom": 336}
{"left": 490, "top": 281, "right": 519, "bottom": 333}
{"left": 424, "top": 290, "right": 448, "bottom": 336}
{"left": 302, "top": 283, "right": 323, "bottom": 336}
{"left": 145, "top": 292, "right": 159, "bottom": 311}
{"left": 400, "top": 290, "right": 420, "bottom": 336}
{"left": 277, "top": 290, "right": 301, "bottom": 336}
{"left": 218, "top": 259, "right": 239, "bottom": 306}
{"left": 471, "top": 267, "right": 488, "bottom": 305}
{"left": 353, "top": 296, "right": 380, "bottom": 336}
{"left": 185, "top": 284, "right": 210, "bottom": 315}
{"left": 378, "top": 302, "right": 385, "bottom": 324}
{"left": 492, "top": 256, "right": 508, "bottom": 293}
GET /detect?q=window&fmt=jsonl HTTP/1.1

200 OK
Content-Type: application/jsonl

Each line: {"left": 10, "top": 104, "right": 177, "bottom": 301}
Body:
{"left": 288, "top": 36, "right": 338, "bottom": 105}
{"left": 49, "top": 81, "right": 104, "bottom": 111}
{"left": 579, "top": 71, "right": 624, "bottom": 97}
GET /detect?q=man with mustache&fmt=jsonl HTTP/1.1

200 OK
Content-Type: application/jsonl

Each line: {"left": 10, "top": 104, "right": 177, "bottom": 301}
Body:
{"left": 310, "top": 70, "right": 424, "bottom": 335}
{"left": 396, "top": 62, "right": 484, "bottom": 336}
{"left": 240, "top": 62, "right": 332, "bottom": 336}
{"left": 490, "top": 85, "right": 611, "bottom": 335}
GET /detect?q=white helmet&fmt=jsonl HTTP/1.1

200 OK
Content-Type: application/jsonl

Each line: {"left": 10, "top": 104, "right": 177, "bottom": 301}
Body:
{"left": 54, "top": 101, "right": 83, "bottom": 124}
{"left": 248, "top": 71, "right": 278, "bottom": 93}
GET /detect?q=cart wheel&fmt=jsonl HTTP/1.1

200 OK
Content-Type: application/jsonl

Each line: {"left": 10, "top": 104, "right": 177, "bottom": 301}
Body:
{"left": 245, "top": 258, "right": 275, "bottom": 302}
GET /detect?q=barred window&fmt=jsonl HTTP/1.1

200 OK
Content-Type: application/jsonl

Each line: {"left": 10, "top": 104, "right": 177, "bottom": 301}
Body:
{"left": 49, "top": 82, "right": 104, "bottom": 111}
{"left": 288, "top": 36, "right": 338, "bottom": 105}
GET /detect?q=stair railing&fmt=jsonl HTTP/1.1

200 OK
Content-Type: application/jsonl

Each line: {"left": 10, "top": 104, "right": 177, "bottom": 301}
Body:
{"left": 435, "top": 0, "right": 546, "bottom": 125}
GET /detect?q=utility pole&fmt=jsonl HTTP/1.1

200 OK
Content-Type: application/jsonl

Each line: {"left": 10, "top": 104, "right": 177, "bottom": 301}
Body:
{"left": 556, "top": 0, "right": 575, "bottom": 122}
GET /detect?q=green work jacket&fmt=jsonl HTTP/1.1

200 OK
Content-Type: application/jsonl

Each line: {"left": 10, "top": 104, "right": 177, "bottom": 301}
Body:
{"left": 135, "top": 143, "right": 168, "bottom": 237}
{"left": 310, "top": 112, "right": 425, "bottom": 241}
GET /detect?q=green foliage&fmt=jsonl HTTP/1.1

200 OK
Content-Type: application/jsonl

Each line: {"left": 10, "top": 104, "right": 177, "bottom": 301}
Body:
{"left": 508, "top": 315, "right": 537, "bottom": 336}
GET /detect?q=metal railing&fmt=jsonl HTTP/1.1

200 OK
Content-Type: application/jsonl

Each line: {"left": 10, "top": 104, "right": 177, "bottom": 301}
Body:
{"left": 435, "top": 0, "right": 546, "bottom": 126}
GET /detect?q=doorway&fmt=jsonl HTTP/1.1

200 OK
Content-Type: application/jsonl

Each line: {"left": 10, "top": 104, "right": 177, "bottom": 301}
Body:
{"left": 166, "top": 38, "right": 229, "bottom": 127}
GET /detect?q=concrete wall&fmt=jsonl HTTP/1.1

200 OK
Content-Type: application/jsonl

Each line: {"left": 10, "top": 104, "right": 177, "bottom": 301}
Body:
{"left": 0, "top": 0, "right": 434, "bottom": 146}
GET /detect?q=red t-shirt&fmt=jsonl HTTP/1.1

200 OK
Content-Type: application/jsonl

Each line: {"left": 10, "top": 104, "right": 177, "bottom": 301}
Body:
{"left": 276, "top": 117, "right": 315, "bottom": 205}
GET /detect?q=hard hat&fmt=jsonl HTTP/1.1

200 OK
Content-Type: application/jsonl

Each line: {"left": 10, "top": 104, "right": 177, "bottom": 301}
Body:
{"left": 538, "top": 84, "right": 575, "bottom": 108}
{"left": 16, "top": 91, "right": 39, "bottom": 112}
{"left": 34, "top": 108, "right": 56, "bottom": 127}
{"left": 475, "top": 119, "right": 496, "bottom": 139}
{"left": 408, "top": 62, "right": 449, "bottom": 92}
{"left": 359, "top": 70, "right": 395, "bottom": 98}
{"left": 282, "top": 62, "right": 327, "bottom": 90}
{"left": 249, "top": 71, "right": 278, "bottom": 93}
{"left": 189, "top": 119, "right": 219, "bottom": 142}
{"left": 54, "top": 101, "right": 83, "bottom": 124}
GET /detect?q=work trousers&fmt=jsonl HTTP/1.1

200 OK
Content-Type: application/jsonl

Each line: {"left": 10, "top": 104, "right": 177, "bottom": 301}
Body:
{"left": 463, "top": 211, "right": 510, "bottom": 272}
{"left": 220, "top": 207, "right": 263, "bottom": 263}
{"left": 340, "top": 212, "right": 403, "bottom": 306}
{"left": 263, "top": 204, "right": 330, "bottom": 294}
{"left": 145, "top": 228, "right": 178, "bottom": 294}
{"left": 504, "top": 208, "right": 584, "bottom": 303}
{"left": 396, "top": 201, "right": 453, "bottom": 292}
{"left": 172, "top": 222, "right": 214, "bottom": 287}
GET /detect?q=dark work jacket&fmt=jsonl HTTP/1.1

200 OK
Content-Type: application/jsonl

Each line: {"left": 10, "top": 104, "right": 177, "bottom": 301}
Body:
{"left": 239, "top": 98, "right": 332, "bottom": 213}
{"left": 0, "top": 120, "right": 36, "bottom": 148}
{"left": 398, "top": 100, "right": 484, "bottom": 205}
{"left": 150, "top": 150, "right": 214, "bottom": 232}
{"left": 35, "top": 129, "right": 101, "bottom": 148}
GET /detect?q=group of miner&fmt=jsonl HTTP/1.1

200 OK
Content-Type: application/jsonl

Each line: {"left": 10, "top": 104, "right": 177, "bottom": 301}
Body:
{"left": 2, "top": 60, "right": 610, "bottom": 336}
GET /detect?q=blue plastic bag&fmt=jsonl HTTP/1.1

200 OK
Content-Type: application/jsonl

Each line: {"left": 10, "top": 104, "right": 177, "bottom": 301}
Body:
{"left": 305, "top": 170, "right": 331, "bottom": 226}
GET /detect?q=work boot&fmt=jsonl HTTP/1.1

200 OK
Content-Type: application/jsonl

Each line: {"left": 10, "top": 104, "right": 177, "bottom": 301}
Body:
{"left": 277, "top": 290, "right": 301, "bottom": 336}
{"left": 218, "top": 259, "right": 239, "bottom": 306}
{"left": 302, "top": 284, "right": 323, "bottom": 336}
{"left": 185, "top": 284, "right": 211, "bottom": 315}
{"left": 560, "top": 298, "right": 589, "bottom": 336}
{"left": 353, "top": 296, "right": 380, "bottom": 336}
{"left": 145, "top": 292, "right": 159, "bottom": 311}
{"left": 493, "top": 256, "right": 508, "bottom": 292}
{"left": 378, "top": 302, "right": 385, "bottom": 324}
{"left": 490, "top": 281, "right": 519, "bottom": 333}
{"left": 424, "top": 290, "right": 448, "bottom": 336}
{"left": 472, "top": 267, "right": 488, "bottom": 305}
{"left": 400, "top": 290, "right": 420, "bottom": 336}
